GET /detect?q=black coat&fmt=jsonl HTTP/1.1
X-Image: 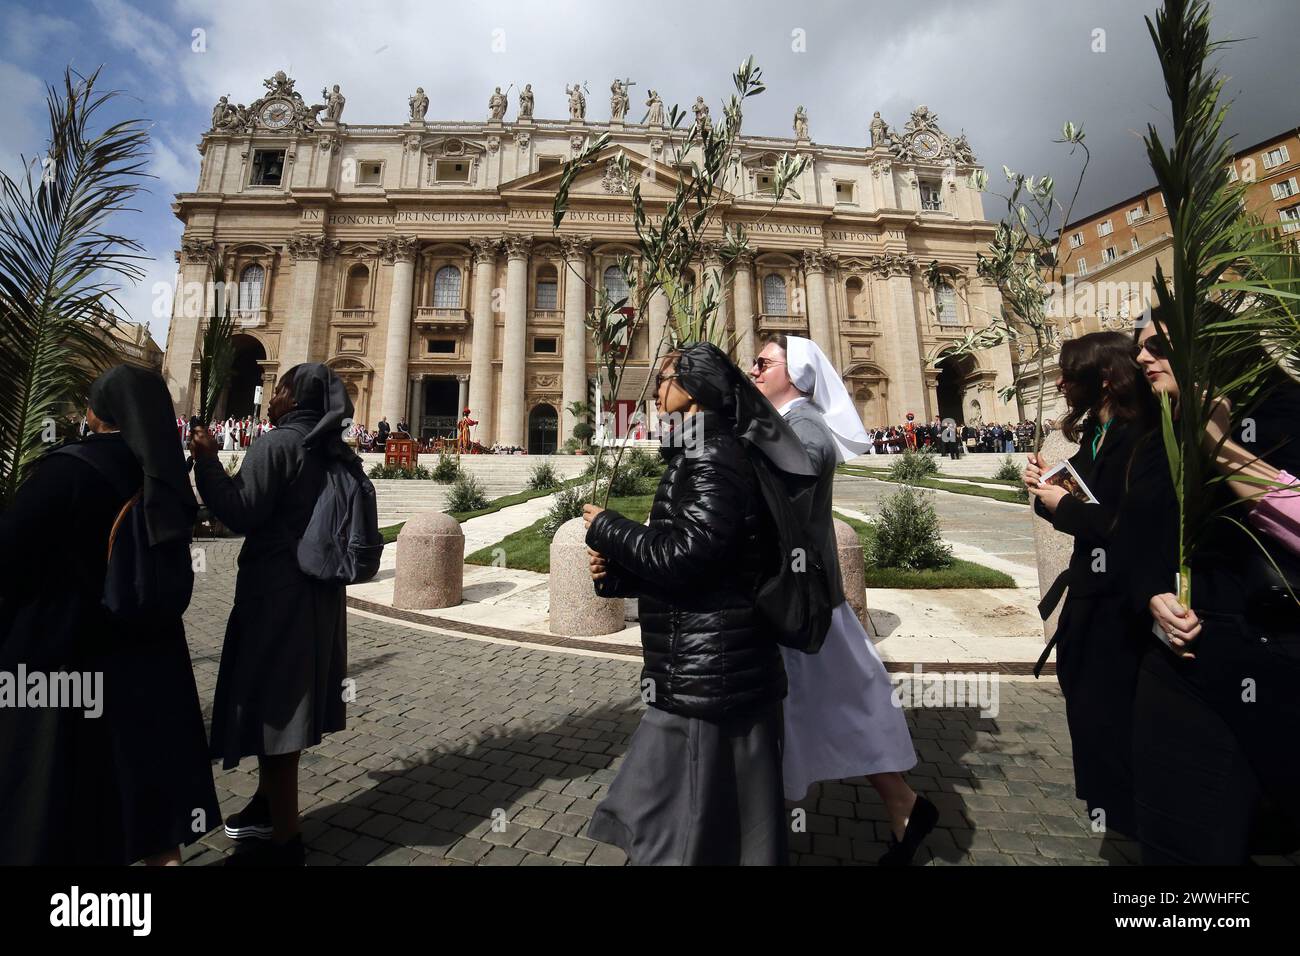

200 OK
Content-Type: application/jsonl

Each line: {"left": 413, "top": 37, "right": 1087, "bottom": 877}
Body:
{"left": 0, "top": 434, "right": 219, "bottom": 864}
{"left": 194, "top": 410, "right": 348, "bottom": 769}
{"left": 586, "top": 410, "right": 786, "bottom": 720}
{"left": 1035, "top": 417, "right": 1169, "bottom": 837}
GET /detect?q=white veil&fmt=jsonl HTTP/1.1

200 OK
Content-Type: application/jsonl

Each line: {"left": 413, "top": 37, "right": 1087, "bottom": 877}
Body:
{"left": 785, "top": 336, "right": 872, "bottom": 463}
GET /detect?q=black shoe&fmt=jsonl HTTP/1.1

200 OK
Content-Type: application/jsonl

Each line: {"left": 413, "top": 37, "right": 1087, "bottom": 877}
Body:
{"left": 224, "top": 834, "right": 305, "bottom": 867}
{"left": 878, "top": 795, "right": 939, "bottom": 867}
{"left": 223, "top": 793, "right": 273, "bottom": 841}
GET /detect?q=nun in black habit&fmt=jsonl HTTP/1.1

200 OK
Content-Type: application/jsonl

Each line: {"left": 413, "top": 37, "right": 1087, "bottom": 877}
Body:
{"left": 581, "top": 342, "right": 814, "bottom": 865}
{"left": 0, "top": 365, "right": 220, "bottom": 865}
{"left": 191, "top": 363, "right": 351, "bottom": 865}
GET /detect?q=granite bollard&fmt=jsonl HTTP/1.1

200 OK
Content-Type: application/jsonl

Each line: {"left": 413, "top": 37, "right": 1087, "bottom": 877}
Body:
{"left": 549, "top": 516, "right": 625, "bottom": 636}
{"left": 1031, "top": 431, "right": 1081, "bottom": 641}
{"left": 834, "top": 518, "right": 869, "bottom": 629}
{"left": 393, "top": 511, "right": 464, "bottom": 609}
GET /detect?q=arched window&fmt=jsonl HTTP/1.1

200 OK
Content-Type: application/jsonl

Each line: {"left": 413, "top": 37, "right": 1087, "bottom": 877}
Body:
{"left": 936, "top": 282, "right": 958, "bottom": 325}
{"left": 344, "top": 264, "right": 370, "bottom": 310}
{"left": 238, "top": 263, "right": 264, "bottom": 315}
{"left": 433, "top": 265, "right": 462, "bottom": 308}
{"left": 762, "top": 273, "right": 787, "bottom": 315}
{"left": 603, "top": 265, "right": 629, "bottom": 306}
{"left": 535, "top": 264, "right": 558, "bottom": 310}
{"left": 845, "top": 277, "right": 864, "bottom": 319}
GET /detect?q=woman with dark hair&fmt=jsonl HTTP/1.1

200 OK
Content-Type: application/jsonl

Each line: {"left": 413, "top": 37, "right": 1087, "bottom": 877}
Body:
{"left": 1128, "top": 311, "right": 1300, "bottom": 864}
{"left": 581, "top": 343, "right": 812, "bottom": 865}
{"left": 0, "top": 365, "right": 220, "bottom": 865}
{"left": 190, "top": 363, "right": 354, "bottom": 866}
{"left": 1022, "top": 330, "right": 1163, "bottom": 840}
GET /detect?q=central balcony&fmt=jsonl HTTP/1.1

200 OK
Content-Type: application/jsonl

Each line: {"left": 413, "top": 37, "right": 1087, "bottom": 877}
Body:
{"left": 415, "top": 307, "right": 470, "bottom": 329}
{"left": 756, "top": 313, "right": 809, "bottom": 334}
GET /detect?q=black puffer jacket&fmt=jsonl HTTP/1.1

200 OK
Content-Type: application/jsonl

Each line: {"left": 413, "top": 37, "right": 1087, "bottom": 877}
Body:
{"left": 585, "top": 410, "right": 786, "bottom": 720}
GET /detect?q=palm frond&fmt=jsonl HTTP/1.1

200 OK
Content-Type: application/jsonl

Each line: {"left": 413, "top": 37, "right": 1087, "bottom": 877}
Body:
{"left": 0, "top": 66, "right": 151, "bottom": 508}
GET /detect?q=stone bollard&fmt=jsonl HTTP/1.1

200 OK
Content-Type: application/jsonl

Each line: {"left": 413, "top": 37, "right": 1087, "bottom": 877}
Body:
{"left": 1031, "top": 431, "right": 1081, "bottom": 642}
{"left": 549, "top": 516, "right": 625, "bottom": 636}
{"left": 834, "top": 518, "right": 869, "bottom": 629}
{"left": 393, "top": 511, "right": 464, "bottom": 610}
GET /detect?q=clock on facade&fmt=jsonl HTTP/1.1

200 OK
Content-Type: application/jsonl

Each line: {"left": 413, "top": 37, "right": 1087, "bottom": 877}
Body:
{"left": 912, "top": 132, "right": 942, "bottom": 160}
{"left": 259, "top": 100, "right": 294, "bottom": 130}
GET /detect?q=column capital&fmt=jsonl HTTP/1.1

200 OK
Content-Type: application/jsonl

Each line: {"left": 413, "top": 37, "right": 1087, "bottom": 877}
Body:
{"left": 559, "top": 234, "right": 592, "bottom": 261}
{"left": 179, "top": 238, "right": 216, "bottom": 265}
{"left": 503, "top": 233, "right": 534, "bottom": 260}
{"left": 729, "top": 248, "right": 755, "bottom": 271}
{"left": 869, "top": 251, "right": 918, "bottom": 278}
{"left": 285, "top": 233, "right": 339, "bottom": 261}
{"left": 801, "top": 248, "right": 831, "bottom": 274}
{"left": 379, "top": 235, "right": 419, "bottom": 263}
{"left": 469, "top": 236, "right": 502, "bottom": 264}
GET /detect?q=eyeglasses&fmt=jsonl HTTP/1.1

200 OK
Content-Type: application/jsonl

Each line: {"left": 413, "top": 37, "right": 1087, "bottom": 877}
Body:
{"left": 1138, "top": 335, "right": 1168, "bottom": 360}
{"left": 751, "top": 357, "right": 786, "bottom": 373}
{"left": 655, "top": 372, "right": 679, "bottom": 389}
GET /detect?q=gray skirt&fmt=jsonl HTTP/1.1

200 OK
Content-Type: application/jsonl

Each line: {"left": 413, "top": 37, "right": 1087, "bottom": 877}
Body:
{"left": 587, "top": 702, "right": 788, "bottom": 865}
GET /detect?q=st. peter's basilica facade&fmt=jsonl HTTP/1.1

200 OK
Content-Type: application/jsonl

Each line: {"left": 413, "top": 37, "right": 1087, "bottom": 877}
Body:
{"left": 162, "top": 71, "right": 1017, "bottom": 452}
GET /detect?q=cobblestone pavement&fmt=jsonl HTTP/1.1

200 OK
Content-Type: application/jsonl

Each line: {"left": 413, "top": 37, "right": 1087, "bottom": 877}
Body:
{"left": 181, "top": 540, "right": 1294, "bottom": 867}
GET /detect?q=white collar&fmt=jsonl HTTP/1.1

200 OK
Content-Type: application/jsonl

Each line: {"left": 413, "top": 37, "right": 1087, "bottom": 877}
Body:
{"left": 777, "top": 396, "right": 809, "bottom": 417}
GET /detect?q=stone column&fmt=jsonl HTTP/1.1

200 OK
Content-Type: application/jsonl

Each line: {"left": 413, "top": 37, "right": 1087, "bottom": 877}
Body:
{"left": 498, "top": 233, "right": 532, "bottom": 448}
{"left": 873, "top": 253, "right": 927, "bottom": 423}
{"left": 457, "top": 374, "right": 469, "bottom": 417}
{"left": 648, "top": 287, "right": 669, "bottom": 359}
{"left": 731, "top": 251, "right": 756, "bottom": 371}
{"left": 467, "top": 237, "right": 500, "bottom": 444}
{"left": 162, "top": 238, "right": 216, "bottom": 413}
{"left": 408, "top": 377, "right": 421, "bottom": 432}
{"left": 560, "top": 235, "right": 591, "bottom": 442}
{"left": 702, "top": 241, "right": 727, "bottom": 345}
{"left": 279, "top": 234, "right": 332, "bottom": 369}
{"left": 802, "top": 249, "right": 835, "bottom": 363}
{"left": 379, "top": 235, "right": 418, "bottom": 422}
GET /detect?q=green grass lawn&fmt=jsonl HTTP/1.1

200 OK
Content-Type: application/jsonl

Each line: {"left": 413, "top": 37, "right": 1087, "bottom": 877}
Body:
{"left": 464, "top": 493, "right": 656, "bottom": 573}
{"left": 378, "top": 474, "right": 588, "bottom": 544}
{"left": 833, "top": 512, "right": 1016, "bottom": 589}
{"left": 837, "top": 466, "right": 1029, "bottom": 505}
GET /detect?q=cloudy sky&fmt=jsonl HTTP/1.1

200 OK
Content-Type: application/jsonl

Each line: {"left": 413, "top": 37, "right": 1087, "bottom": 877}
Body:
{"left": 2, "top": 0, "right": 1295, "bottom": 347}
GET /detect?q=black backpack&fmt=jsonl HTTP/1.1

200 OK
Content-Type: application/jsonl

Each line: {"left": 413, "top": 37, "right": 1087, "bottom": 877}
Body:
{"left": 751, "top": 461, "right": 834, "bottom": 654}
{"left": 52, "top": 444, "right": 195, "bottom": 621}
{"left": 296, "top": 452, "right": 384, "bottom": 585}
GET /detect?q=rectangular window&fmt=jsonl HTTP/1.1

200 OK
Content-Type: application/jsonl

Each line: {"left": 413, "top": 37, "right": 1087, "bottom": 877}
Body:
{"left": 1226, "top": 163, "right": 1239, "bottom": 182}
{"left": 435, "top": 159, "right": 470, "bottom": 182}
{"left": 1131, "top": 235, "right": 1140, "bottom": 252}
{"left": 1068, "top": 232, "right": 1083, "bottom": 249}
{"left": 1270, "top": 177, "right": 1298, "bottom": 200}
{"left": 834, "top": 180, "right": 855, "bottom": 204}
{"left": 250, "top": 149, "right": 285, "bottom": 186}
{"left": 936, "top": 285, "right": 959, "bottom": 325}
{"left": 756, "top": 172, "right": 775, "bottom": 196}
{"left": 426, "top": 339, "right": 455, "bottom": 354}
{"left": 537, "top": 156, "right": 562, "bottom": 175}
{"left": 357, "top": 161, "right": 383, "bottom": 185}
{"left": 1126, "top": 206, "right": 1145, "bottom": 224}
{"left": 1280, "top": 205, "right": 1300, "bottom": 234}
{"left": 1076, "top": 258, "right": 1088, "bottom": 277}
{"left": 1096, "top": 219, "right": 1113, "bottom": 237}
{"left": 535, "top": 280, "right": 558, "bottom": 311}
{"left": 1263, "top": 145, "right": 1290, "bottom": 169}
{"left": 919, "top": 181, "right": 943, "bottom": 211}
{"left": 1101, "top": 246, "right": 1117, "bottom": 264}
{"left": 532, "top": 336, "right": 558, "bottom": 354}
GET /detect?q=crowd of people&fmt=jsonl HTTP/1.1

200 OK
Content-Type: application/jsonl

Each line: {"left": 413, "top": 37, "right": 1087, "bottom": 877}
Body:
{"left": 1, "top": 319, "right": 1296, "bottom": 868}
{"left": 862, "top": 416, "right": 1043, "bottom": 457}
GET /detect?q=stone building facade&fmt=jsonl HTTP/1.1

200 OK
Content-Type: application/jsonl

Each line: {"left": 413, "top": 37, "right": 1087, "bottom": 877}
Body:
{"left": 162, "top": 71, "right": 1017, "bottom": 450}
